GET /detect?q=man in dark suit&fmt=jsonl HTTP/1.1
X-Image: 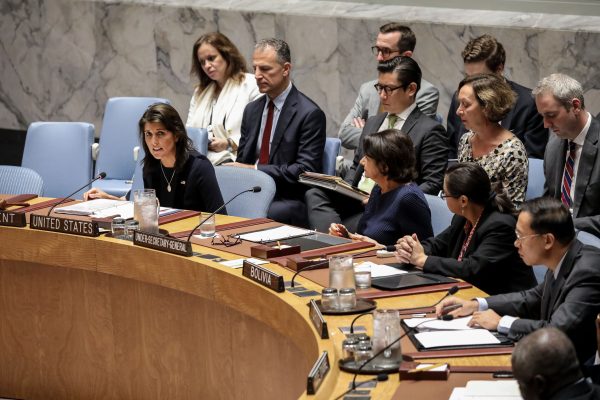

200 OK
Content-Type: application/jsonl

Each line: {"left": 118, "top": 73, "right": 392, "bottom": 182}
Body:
{"left": 512, "top": 327, "right": 600, "bottom": 400}
{"left": 536, "top": 73, "right": 600, "bottom": 237}
{"left": 305, "top": 56, "right": 448, "bottom": 233}
{"left": 436, "top": 197, "right": 600, "bottom": 364}
{"left": 446, "top": 34, "right": 547, "bottom": 158}
{"left": 227, "top": 38, "right": 326, "bottom": 225}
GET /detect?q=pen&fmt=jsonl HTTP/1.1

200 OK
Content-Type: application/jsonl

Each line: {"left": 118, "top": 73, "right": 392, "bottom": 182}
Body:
{"left": 277, "top": 240, "right": 281, "bottom": 249}
{"left": 407, "top": 363, "right": 447, "bottom": 373}
{"left": 440, "top": 304, "right": 462, "bottom": 315}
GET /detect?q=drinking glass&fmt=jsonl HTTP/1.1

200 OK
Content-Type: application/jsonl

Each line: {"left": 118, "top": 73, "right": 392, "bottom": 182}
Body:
{"left": 328, "top": 255, "right": 355, "bottom": 290}
{"left": 133, "top": 189, "right": 159, "bottom": 234}
{"left": 199, "top": 213, "right": 216, "bottom": 238}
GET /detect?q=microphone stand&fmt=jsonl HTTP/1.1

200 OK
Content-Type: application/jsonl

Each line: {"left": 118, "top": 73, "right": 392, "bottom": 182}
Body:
{"left": 47, "top": 172, "right": 107, "bottom": 216}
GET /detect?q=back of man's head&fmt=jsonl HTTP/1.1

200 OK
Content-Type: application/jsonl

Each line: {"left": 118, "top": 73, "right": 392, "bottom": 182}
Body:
{"left": 520, "top": 197, "right": 576, "bottom": 245}
{"left": 377, "top": 56, "right": 422, "bottom": 95}
{"left": 379, "top": 23, "right": 416, "bottom": 53}
{"left": 512, "top": 327, "right": 582, "bottom": 400}
{"left": 462, "top": 34, "right": 505, "bottom": 73}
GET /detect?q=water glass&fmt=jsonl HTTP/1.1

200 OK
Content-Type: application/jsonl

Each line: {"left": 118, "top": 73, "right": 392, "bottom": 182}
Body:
{"left": 321, "top": 287, "right": 339, "bottom": 310}
{"left": 354, "top": 263, "right": 372, "bottom": 289}
{"left": 328, "top": 255, "right": 355, "bottom": 290}
{"left": 372, "top": 309, "right": 402, "bottom": 364}
{"left": 111, "top": 217, "right": 126, "bottom": 239}
{"left": 338, "top": 288, "right": 357, "bottom": 310}
{"left": 199, "top": 213, "right": 216, "bottom": 238}
{"left": 133, "top": 189, "right": 159, "bottom": 234}
{"left": 125, "top": 220, "right": 140, "bottom": 240}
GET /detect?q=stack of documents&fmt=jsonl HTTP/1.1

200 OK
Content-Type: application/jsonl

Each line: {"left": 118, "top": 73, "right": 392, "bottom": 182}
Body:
{"left": 55, "top": 199, "right": 178, "bottom": 220}
{"left": 449, "top": 380, "right": 522, "bottom": 400}
{"left": 236, "top": 225, "right": 314, "bottom": 243}
{"left": 403, "top": 317, "right": 501, "bottom": 349}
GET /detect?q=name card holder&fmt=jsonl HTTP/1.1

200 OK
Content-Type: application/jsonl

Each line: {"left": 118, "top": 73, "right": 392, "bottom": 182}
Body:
{"left": 242, "top": 260, "right": 285, "bottom": 293}
{"left": 0, "top": 210, "right": 26, "bottom": 227}
{"left": 133, "top": 231, "right": 192, "bottom": 257}
{"left": 250, "top": 243, "right": 301, "bottom": 259}
{"left": 306, "top": 351, "right": 330, "bottom": 395}
{"left": 309, "top": 299, "right": 329, "bottom": 339}
{"left": 30, "top": 214, "right": 99, "bottom": 237}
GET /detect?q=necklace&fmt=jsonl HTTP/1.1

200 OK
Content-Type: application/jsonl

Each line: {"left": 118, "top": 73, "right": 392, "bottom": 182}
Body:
{"left": 160, "top": 163, "right": 176, "bottom": 192}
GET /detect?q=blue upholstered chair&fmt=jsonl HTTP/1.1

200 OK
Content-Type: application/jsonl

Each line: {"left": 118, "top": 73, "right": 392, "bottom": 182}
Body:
{"left": 22, "top": 122, "right": 94, "bottom": 199}
{"left": 186, "top": 127, "right": 209, "bottom": 156}
{"left": 93, "top": 97, "right": 170, "bottom": 197}
{"left": 434, "top": 113, "right": 444, "bottom": 124}
{"left": 0, "top": 165, "right": 44, "bottom": 195}
{"left": 323, "top": 137, "right": 341, "bottom": 175}
{"left": 526, "top": 158, "right": 545, "bottom": 200}
{"left": 214, "top": 166, "right": 276, "bottom": 218}
{"left": 424, "top": 193, "right": 453, "bottom": 236}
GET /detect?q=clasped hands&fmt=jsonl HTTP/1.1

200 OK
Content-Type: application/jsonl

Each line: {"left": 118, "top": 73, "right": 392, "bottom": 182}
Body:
{"left": 394, "top": 234, "right": 428, "bottom": 268}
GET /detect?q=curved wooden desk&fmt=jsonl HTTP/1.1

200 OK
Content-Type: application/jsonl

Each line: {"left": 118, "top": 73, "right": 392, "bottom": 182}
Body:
{"left": 0, "top": 210, "right": 510, "bottom": 399}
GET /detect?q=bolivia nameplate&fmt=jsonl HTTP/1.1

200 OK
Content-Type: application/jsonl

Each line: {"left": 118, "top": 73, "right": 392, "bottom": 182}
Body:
{"left": 0, "top": 210, "right": 26, "bottom": 227}
{"left": 309, "top": 299, "right": 329, "bottom": 339}
{"left": 242, "top": 260, "right": 285, "bottom": 293}
{"left": 133, "top": 231, "right": 193, "bottom": 257}
{"left": 307, "top": 351, "right": 330, "bottom": 395}
{"left": 30, "top": 214, "right": 99, "bottom": 237}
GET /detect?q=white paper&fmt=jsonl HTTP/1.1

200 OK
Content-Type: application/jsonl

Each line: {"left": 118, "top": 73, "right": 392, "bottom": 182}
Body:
{"left": 416, "top": 363, "right": 448, "bottom": 372}
{"left": 236, "top": 225, "right": 313, "bottom": 243}
{"left": 463, "top": 380, "right": 522, "bottom": 398}
{"left": 55, "top": 199, "right": 129, "bottom": 216}
{"left": 219, "top": 258, "right": 268, "bottom": 269}
{"left": 449, "top": 387, "right": 467, "bottom": 400}
{"left": 355, "top": 261, "right": 408, "bottom": 278}
{"left": 415, "top": 329, "right": 500, "bottom": 349}
{"left": 403, "top": 316, "right": 475, "bottom": 331}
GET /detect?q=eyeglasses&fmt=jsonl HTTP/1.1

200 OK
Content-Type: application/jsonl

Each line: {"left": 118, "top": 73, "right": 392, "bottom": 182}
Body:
{"left": 211, "top": 234, "right": 242, "bottom": 247}
{"left": 439, "top": 192, "right": 457, "bottom": 200}
{"left": 371, "top": 46, "right": 401, "bottom": 58}
{"left": 374, "top": 83, "right": 405, "bottom": 96}
{"left": 515, "top": 232, "right": 540, "bottom": 243}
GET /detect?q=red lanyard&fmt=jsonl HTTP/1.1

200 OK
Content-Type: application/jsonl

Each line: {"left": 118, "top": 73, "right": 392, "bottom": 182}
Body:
{"left": 458, "top": 215, "right": 481, "bottom": 261}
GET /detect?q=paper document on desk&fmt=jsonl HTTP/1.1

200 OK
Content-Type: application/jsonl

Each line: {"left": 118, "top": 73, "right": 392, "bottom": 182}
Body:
{"left": 54, "top": 199, "right": 129, "bottom": 216}
{"left": 449, "top": 380, "right": 522, "bottom": 399}
{"left": 415, "top": 329, "right": 500, "bottom": 349}
{"left": 355, "top": 261, "right": 408, "bottom": 278}
{"left": 403, "top": 316, "right": 474, "bottom": 331}
{"left": 236, "top": 225, "right": 313, "bottom": 243}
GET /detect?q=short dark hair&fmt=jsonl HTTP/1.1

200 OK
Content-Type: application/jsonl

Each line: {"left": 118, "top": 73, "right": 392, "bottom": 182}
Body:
{"left": 190, "top": 32, "right": 248, "bottom": 93}
{"left": 445, "top": 162, "right": 514, "bottom": 214}
{"left": 255, "top": 38, "right": 291, "bottom": 64}
{"left": 462, "top": 34, "right": 506, "bottom": 73}
{"left": 379, "top": 23, "right": 416, "bottom": 52}
{"left": 458, "top": 73, "right": 516, "bottom": 123}
{"left": 520, "top": 197, "right": 576, "bottom": 245}
{"left": 362, "top": 129, "right": 417, "bottom": 184}
{"left": 377, "top": 56, "right": 422, "bottom": 95}
{"left": 138, "top": 103, "right": 194, "bottom": 171}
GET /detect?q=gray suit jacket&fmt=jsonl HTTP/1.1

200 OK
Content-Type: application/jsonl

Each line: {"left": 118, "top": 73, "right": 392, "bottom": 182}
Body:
{"left": 486, "top": 240, "right": 600, "bottom": 364}
{"left": 345, "top": 108, "right": 448, "bottom": 195}
{"left": 544, "top": 115, "right": 600, "bottom": 236}
{"left": 339, "top": 78, "right": 439, "bottom": 150}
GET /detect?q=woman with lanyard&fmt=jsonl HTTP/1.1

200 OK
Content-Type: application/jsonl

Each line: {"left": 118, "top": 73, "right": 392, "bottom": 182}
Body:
{"left": 394, "top": 162, "right": 536, "bottom": 295}
{"left": 84, "top": 103, "right": 224, "bottom": 213}
{"left": 187, "top": 32, "right": 261, "bottom": 165}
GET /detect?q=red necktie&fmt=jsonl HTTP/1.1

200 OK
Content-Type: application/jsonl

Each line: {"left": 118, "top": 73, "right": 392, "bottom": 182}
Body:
{"left": 561, "top": 141, "right": 577, "bottom": 208}
{"left": 259, "top": 101, "right": 274, "bottom": 164}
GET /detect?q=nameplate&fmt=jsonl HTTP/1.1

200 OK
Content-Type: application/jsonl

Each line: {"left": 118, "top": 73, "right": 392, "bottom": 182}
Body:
{"left": 30, "top": 214, "right": 99, "bottom": 237}
{"left": 307, "top": 351, "right": 330, "bottom": 395}
{"left": 309, "top": 299, "right": 329, "bottom": 339}
{"left": 133, "top": 231, "right": 192, "bottom": 257}
{"left": 242, "top": 260, "right": 284, "bottom": 293}
{"left": 0, "top": 210, "right": 26, "bottom": 227}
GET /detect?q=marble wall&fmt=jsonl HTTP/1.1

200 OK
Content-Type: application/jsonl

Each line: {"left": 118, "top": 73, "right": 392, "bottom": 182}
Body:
{"left": 1, "top": 0, "right": 600, "bottom": 139}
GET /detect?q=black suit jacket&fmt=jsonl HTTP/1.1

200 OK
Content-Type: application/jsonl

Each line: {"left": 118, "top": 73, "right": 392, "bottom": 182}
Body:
{"left": 237, "top": 85, "right": 326, "bottom": 198}
{"left": 447, "top": 80, "right": 548, "bottom": 158}
{"left": 549, "top": 379, "right": 600, "bottom": 400}
{"left": 544, "top": 116, "right": 600, "bottom": 237}
{"left": 487, "top": 240, "right": 600, "bottom": 364}
{"left": 421, "top": 209, "right": 536, "bottom": 295}
{"left": 345, "top": 107, "right": 448, "bottom": 195}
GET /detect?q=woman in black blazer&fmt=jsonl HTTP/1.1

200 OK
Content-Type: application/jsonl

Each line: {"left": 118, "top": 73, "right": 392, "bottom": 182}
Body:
{"left": 395, "top": 162, "right": 536, "bottom": 295}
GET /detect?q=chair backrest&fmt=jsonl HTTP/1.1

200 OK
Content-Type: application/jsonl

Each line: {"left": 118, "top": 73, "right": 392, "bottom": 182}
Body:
{"left": 95, "top": 97, "right": 170, "bottom": 180}
{"left": 214, "top": 166, "right": 276, "bottom": 218}
{"left": 526, "top": 158, "right": 545, "bottom": 200}
{"left": 434, "top": 113, "right": 444, "bottom": 124}
{"left": 323, "top": 137, "right": 341, "bottom": 175}
{"left": 186, "top": 127, "right": 209, "bottom": 156}
{"left": 424, "top": 193, "right": 453, "bottom": 236}
{"left": 577, "top": 230, "right": 600, "bottom": 249}
{"left": 22, "top": 122, "right": 94, "bottom": 198}
{"left": 0, "top": 165, "right": 44, "bottom": 195}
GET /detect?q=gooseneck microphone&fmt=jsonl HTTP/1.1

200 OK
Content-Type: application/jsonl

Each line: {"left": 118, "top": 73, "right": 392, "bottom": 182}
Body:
{"left": 186, "top": 186, "right": 261, "bottom": 242}
{"left": 47, "top": 172, "right": 107, "bottom": 216}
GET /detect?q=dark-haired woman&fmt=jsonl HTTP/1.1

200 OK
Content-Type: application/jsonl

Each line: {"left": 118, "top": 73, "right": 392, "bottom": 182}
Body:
{"left": 187, "top": 32, "right": 260, "bottom": 165}
{"left": 456, "top": 73, "right": 528, "bottom": 205}
{"left": 395, "top": 162, "right": 536, "bottom": 295}
{"left": 84, "top": 103, "right": 225, "bottom": 213}
{"left": 329, "top": 129, "right": 433, "bottom": 247}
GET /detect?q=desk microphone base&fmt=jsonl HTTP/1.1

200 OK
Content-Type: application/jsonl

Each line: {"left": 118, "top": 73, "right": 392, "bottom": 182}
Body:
{"left": 339, "top": 354, "right": 402, "bottom": 375}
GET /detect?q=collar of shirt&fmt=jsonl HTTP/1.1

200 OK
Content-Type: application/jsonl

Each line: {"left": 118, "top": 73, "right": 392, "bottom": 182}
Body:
{"left": 572, "top": 111, "right": 592, "bottom": 147}
{"left": 397, "top": 102, "right": 417, "bottom": 121}
{"left": 264, "top": 82, "right": 293, "bottom": 113}
{"left": 552, "top": 246, "right": 569, "bottom": 279}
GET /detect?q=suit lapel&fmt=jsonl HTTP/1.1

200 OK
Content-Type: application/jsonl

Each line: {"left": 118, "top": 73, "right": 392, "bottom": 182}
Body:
{"left": 246, "top": 96, "right": 267, "bottom": 162}
{"left": 552, "top": 139, "right": 568, "bottom": 198}
{"left": 352, "top": 112, "right": 388, "bottom": 186}
{"left": 573, "top": 118, "right": 600, "bottom": 216}
{"left": 402, "top": 108, "right": 420, "bottom": 136}
{"left": 543, "top": 241, "right": 581, "bottom": 318}
{"left": 269, "top": 86, "right": 297, "bottom": 160}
